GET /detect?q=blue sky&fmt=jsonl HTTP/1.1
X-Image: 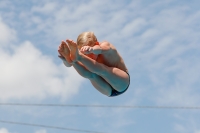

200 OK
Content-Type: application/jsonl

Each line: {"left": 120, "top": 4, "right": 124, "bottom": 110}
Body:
{"left": 0, "top": 0, "right": 200, "bottom": 133}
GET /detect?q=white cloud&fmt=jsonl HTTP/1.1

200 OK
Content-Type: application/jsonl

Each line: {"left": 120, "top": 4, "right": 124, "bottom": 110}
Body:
{"left": 122, "top": 1, "right": 200, "bottom": 107}
{"left": 174, "top": 118, "right": 200, "bottom": 133}
{"left": 0, "top": 40, "right": 84, "bottom": 101}
{"left": 0, "top": 13, "right": 84, "bottom": 102}
{"left": 121, "top": 18, "right": 147, "bottom": 37}
{"left": 0, "top": 17, "right": 16, "bottom": 45}
{"left": 0, "top": 1, "right": 11, "bottom": 8}
{"left": 35, "top": 129, "right": 46, "bottom": 133}
{"left": 31, "top": 2, "right": 58, "bottom": 14}
{"left": 174, "top": 123, "right": 186, "bottom": 133}
{"left": 0, "top": 128, "right": 47, "bottom": 133}
{"left": 16, "top": 1, "right": 140, "bottom": 43}
{"left": 0, "top": 128, "right": 10, "bottom": 133}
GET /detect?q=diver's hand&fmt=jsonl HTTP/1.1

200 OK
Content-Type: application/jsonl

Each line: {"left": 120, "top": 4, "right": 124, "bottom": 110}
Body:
{"left": 80, "top": 46, "right": 93, "bottom": 54}
{"left": 80, "top": 45, "right": 102, "bottom": 55}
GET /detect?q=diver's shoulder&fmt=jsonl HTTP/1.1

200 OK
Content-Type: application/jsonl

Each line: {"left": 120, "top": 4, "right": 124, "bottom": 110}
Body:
{"left": 100, "top": 41, "right": 110, "bottom": 46}
{"left": 100, "top": 41, "right": 116, "bottom": 49}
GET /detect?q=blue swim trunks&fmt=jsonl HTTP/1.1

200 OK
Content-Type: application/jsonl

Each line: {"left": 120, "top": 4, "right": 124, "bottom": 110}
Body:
{"left": 109, "top": 72, "right": 130, "bottom": 97}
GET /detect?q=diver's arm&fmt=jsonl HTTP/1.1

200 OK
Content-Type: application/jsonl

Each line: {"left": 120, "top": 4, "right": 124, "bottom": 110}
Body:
{"left": 92, "top": 42, "right": 111, "bottom": 55}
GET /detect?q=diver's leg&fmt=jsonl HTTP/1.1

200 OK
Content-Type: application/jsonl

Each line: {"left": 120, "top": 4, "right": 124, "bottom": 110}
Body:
{"left": 59, "top": 41, "right": 112, "bottom": 96}
{"left": 73, "top": 61, "right": 112, "bottom": 96}
{"left": 89, "top": 74, "right": 112, "bottom": 96}
{"left": 67, "top": 39, "right": 129, "bottom": 92}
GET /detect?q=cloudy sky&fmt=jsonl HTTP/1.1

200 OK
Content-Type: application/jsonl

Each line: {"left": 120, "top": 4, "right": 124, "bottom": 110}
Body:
{"left": 0, "top": 0, "right": 200, "bottom": 133}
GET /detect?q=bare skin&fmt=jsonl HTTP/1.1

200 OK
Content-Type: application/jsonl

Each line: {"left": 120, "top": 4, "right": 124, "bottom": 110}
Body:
{"left": 58, "top": 39, "right": 129, "bottom": 96}
{"left": 58, "top": 41, "right": 73, "bottom": 65}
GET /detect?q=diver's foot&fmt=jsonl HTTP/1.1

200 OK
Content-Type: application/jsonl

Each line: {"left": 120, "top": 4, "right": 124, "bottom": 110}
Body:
{"left": 58, "top": 40, "right": 73, "bottom": 64}
{"left": 66, "top": 39, "right": 81, "bottom": 62}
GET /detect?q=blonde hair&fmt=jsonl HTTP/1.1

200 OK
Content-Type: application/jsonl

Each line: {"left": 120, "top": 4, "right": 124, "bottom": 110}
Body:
{"left": 77, "top": 32, "right": 98, "bottom": 49}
